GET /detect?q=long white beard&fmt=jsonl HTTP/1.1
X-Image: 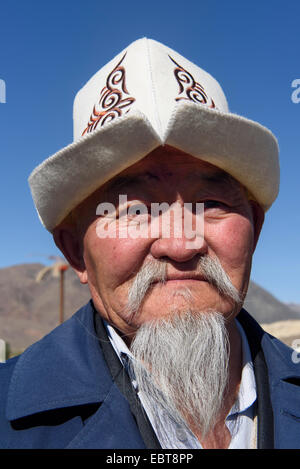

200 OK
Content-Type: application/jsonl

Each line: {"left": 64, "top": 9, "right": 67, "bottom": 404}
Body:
{"left": 129, "top": 310, "right": 230, "bottom": 441}
{"left": 125, "top": 254, "right": 241, "bottom": 441}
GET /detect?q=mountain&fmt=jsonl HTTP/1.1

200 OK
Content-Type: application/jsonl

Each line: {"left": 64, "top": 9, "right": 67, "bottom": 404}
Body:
{"left": 287, "top": 303, "right": 300, "bottom": 314}
{"left": 0, "top": 263, "right": 299, "bottom": 355}
{"left": 0, "top": 263, "right": 91, "bottom": 354}
{"left": 243, "top": 281, "right": 300, "bottom": 324}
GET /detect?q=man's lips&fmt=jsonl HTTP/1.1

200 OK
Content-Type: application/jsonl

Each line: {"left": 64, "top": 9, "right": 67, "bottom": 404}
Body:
{"left": 152, "top": 274, "right": 207, "bottom": 284}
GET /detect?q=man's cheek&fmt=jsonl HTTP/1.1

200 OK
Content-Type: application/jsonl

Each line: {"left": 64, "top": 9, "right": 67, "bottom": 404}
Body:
{"left": 205, "top": 219, "right": 254, "bottom": 262}
{"left": 95, "top": 237, "right": 148, "bottom": 282}
{"left": 224, "top": 225, "right": 254, "bottom": 268}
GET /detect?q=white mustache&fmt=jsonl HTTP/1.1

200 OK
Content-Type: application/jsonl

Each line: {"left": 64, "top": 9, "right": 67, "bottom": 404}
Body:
{"left": 125, "top": 255, "right": 241, "bottom": 321}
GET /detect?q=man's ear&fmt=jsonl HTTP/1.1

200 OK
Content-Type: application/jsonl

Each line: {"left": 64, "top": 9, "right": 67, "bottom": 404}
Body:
{"left": 53, "top": 224, "right": 88, "bottom": 285}
{"left": 249, "top": 200, "right": 265, "bottom": 252}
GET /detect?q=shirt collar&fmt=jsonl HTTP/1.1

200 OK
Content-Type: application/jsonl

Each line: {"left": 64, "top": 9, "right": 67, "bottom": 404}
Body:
{"left": 229, "top": 319, "right": 257, "bottom": 416}
{"left": 105, "top": 320, "right": 133, "bottom": 362}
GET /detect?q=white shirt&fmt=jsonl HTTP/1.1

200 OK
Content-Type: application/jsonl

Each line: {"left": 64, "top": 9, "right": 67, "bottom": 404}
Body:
{"left": 104, "top": 319, "right": 257, "bottom": 449}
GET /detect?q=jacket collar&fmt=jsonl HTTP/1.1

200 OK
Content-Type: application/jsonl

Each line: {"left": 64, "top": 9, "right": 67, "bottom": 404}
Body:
{"left": 238, "top": 309, "right": 300, "bottom": 449}
{"left": 237, "top": 309, "right": 300, "bottom": 383}
{"left": 6, "top": 301, "right": 113, "bottom": 421}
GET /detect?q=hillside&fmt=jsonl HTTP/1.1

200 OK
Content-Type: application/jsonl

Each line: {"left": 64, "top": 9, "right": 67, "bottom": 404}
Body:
{"left": 0, "top": 263, "right": 91, "bottom": 353}
{"left": 0, "top": 263, "right": 299, "bottom": 353}
{"left": 243, "top": 281, "right": 300, "bottom": 324}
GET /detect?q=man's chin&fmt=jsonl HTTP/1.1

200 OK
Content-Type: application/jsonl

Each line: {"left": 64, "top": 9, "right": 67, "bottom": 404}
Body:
{"left": 132, "top": 296, "right": 238, "bottom": 326}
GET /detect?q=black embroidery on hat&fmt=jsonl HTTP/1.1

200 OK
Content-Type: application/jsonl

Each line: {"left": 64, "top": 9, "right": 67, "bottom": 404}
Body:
{"left": 82, "top": 53, "right": 135, "bottom": 135}
{"left": 169, "top": 55, "right": 216, "bottom": 109}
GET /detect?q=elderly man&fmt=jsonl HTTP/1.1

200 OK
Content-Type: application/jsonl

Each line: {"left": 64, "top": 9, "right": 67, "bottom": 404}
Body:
{"left": 1, "top": 38, "right": 300, "bottom": 450}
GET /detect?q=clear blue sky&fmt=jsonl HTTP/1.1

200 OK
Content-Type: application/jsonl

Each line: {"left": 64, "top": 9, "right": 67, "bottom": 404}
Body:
{"left": 0, "top": 0, "right": 299, "bottom": 303}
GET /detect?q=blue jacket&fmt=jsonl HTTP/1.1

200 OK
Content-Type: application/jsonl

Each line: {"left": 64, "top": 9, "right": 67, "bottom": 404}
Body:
{"left": 1, "top": 301, "right": 300, "bottom": 449}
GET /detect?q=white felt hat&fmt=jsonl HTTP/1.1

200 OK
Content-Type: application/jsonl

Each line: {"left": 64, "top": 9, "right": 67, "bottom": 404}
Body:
{"left": 29, "top": 38, "right": 279, "bottom": 232}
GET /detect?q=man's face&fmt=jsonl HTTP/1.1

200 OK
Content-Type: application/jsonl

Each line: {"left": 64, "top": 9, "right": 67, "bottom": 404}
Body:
{"left": 61, "top": 146, "right": 262, "bottom": 340}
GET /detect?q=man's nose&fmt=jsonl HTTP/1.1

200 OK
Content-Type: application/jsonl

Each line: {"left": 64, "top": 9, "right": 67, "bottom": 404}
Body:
{"left": 150, "top": 235, "right": 208, "bottom": 263}
{"left": 149, "top": 204, "right": 208, "bottom": 262}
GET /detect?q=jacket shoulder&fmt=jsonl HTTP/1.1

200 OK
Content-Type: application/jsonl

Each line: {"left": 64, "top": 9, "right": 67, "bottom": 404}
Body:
{"left": 0, "top": 302, "right": 114, "bottom": 448}
{"left": 0, "top": 356, "right": 20, "bottom": 446}
{"left": 0, "top": 356, "right": 20, "bottom": 394}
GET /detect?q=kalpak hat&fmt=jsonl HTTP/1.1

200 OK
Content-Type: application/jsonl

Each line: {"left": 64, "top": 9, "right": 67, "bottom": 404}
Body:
{"left": 29, "top": 38, "right": 279, "bottom": 232}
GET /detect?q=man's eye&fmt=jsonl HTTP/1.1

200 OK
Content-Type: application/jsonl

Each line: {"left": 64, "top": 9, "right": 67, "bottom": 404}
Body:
{"left": 125, "top": 203, "right": 150, "bottom": 218}
{"left": 204, "top": 200, "right": 227, "bottom": 210}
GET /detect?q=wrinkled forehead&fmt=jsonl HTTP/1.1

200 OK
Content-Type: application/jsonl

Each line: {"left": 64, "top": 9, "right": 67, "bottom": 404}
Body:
{"left": 101, "top": 146, "right": 246, "bottom": 197}
{"left": 103, "top": 146, "right": 234, "bottom": 183}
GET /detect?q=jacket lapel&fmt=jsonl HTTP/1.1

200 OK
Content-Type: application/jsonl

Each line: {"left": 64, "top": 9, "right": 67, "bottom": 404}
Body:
{"left": 237, "top": 309, "right": 274, "bottom": 448}
{"left": 94, "top": 309, "right": 161, "bottom": 449}
{"left": 237, "top": 309, "right": 300, "bottom": 449}
{"left": 272, "top": 377, "right": 300, "bottom": 448}
{"left": 66, "top": 383, "right": 147, "bottom": 449}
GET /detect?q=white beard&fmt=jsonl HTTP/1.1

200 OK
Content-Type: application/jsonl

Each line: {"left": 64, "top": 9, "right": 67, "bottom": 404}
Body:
{"left": 128, "top": 310, "right": 230, "bottom": 441}
{"left": 125, "top": 254, "right": 241, "bottom": 441}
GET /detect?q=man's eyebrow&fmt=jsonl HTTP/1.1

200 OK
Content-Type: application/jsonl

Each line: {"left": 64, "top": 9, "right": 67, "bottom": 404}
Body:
{"left": 104, "top": 168, "right": 239, "bottom": 195}
{"left": 186, "top": 168, "right": 237, "bottom": 186}
{"left": 104, "top": 172, "right": 159, "bottom": 193}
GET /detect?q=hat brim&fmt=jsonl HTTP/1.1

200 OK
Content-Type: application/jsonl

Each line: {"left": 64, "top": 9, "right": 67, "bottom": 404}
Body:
{"left": 29, "top": 102, "right": 279, "bottom": 232}
{"left": 165, "top": 102, "right": 279, "bottom": 209}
